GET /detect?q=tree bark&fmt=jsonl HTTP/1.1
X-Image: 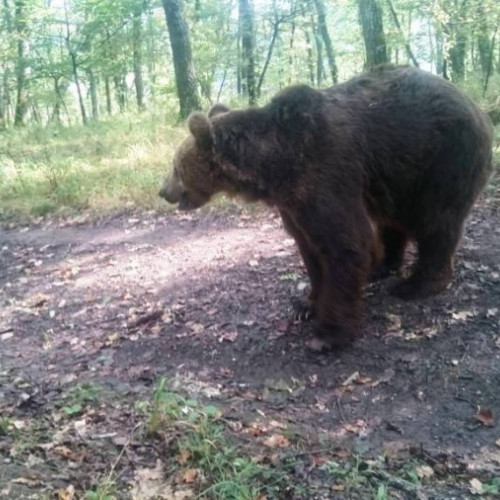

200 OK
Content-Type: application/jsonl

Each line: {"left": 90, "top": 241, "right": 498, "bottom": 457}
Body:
{"left": 256, "top": 19, "right": 280, "bottom": 96}
{"left": 162, "top": 0, "right": 201, "bottom": 119}
{"left": 386, "top": 0, "right": 418, "bottom": 67}
{"left": 104, "top": 76, "right": 112, "bottom": 115}
{"left": 477, "top": 5, "right": 491, "bottom": 77}
{"left": 239, "top": 0, "right": 256, "bottom": 105}
{"left": 313, "top": 0, "right": 338, "bottom": 84}
{"left": 304, "top": 28, "right": 315, "bottom": 85}
{"left": 114, "top": 75, "right": 126, "bottom": 113}
{"left": 14, "top": 0, "right": 27, "bottom": 127}
{"left": 133, "top": 7, "right": 146, "bottom": 111}
{"left": 357, "top": 0, "right": 388, "bottom": 69}
{"left": 87, "top": 68, "right": 99, "bottom": 120}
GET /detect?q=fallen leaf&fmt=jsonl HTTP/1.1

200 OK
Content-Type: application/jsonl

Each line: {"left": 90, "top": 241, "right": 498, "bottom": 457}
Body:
{"left": 475, "top": 407, "right": 495, "bottom": 427}
{"left": 342, "top": 371, "right": 359, "bottom": 386}
{"left": 386, "top": 313, "right": 402, "bottom": 333}
{"left": 178, "top": 450, "right": 191, "bottom": 465}
{"left": 355, "top": 375, "right": 372, "bottom": 385}
{"left": 416, "top": 465, "right": 434, "bottom": 479}
{"left": 107, "top": 332, "right": 121, "bottom": 345}
{"left": 263, "top": 434, "right": 290, "bottom": 448}
{"left": 182, "top": 468, "right": 199, "bottom": 484}
{"left": 269, "top": 420, "right": 287, "bottom": 430}
{"left": 218, "top": 329, "right": 237, "bottom": 343}
{"left": 469, "top": 478, "right": 483, "bottom": 495}
{"left": 187, "top": 322, "right": 204, "bottom": 334}
{"left": 57, "top": 485, "right": 75, "bottom": 500}
{"left": 54, "top": 445, "right": 78, "bottom": 460}
{"left": 11, "top": 476, "right": 43, "bottom": 487}
{"left": 451, "top": 310, "right": 474, "bottom": 322}
{"left": 486, "top": 308, "right": 498, "bottom": 317}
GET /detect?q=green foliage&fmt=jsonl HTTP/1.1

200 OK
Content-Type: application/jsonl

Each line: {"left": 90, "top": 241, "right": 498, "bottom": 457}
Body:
{"left": 137, "top": 378, "right": 292, "bottom": 500}
{"left": 0, "top": 112, "right": 186, "bottom": 219}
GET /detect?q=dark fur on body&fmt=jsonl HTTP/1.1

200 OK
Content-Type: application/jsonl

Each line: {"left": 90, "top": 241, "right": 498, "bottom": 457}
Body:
{"left": 159, "top": 66, "right": 494, "bottom": 349}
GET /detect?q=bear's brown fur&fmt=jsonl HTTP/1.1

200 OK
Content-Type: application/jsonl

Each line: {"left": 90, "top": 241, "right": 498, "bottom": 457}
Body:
{"left": 159, "top": 65, "right": 494, "bottom": 350}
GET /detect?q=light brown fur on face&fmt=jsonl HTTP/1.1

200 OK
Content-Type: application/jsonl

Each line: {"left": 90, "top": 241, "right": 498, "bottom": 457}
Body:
{"left": 159, "top": 135, "right": 216, "bottom": 210}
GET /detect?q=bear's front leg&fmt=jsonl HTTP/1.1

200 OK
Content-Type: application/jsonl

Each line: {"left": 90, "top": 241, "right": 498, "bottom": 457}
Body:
{"left": 279, "top": 209, "right": 322, "bottom": 321}
{"left": 294, "top": 201, "right": 373, "bottom": 351}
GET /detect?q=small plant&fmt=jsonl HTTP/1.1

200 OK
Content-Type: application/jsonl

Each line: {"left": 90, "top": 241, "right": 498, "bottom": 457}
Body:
{"left": 482, "top": 477, "right": 500, "bottom": 496}
{"left": 84, "top": 481, "right": 117, "bottom": 500}
{"left": 137, "top": 378, "right": 292, "bottom": 499}
{"left": 60, "top": 383, "right": 102, "bottom": 416}
{"left": 0, "top": 416, "right": 14, "bottom": 436}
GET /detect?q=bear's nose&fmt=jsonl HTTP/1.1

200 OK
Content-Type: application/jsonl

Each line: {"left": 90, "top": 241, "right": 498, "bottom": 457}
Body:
{"left": 158, "top": 187, "right": 166, "bottom": 199}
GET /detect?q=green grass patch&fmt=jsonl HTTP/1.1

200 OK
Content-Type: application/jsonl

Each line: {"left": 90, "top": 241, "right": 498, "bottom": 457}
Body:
{"left": 0, "top": 112, "right": 187, "bottom": 220}
{"left": 136, "top": 378, "right": 294, "bottom": 499}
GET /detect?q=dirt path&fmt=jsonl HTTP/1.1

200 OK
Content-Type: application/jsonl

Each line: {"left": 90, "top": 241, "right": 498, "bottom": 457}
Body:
{"left": 1, "top": 204, "right": 499, "bottom": 498}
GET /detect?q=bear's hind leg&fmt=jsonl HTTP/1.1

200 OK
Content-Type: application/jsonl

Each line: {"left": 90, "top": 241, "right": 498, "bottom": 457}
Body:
{"left": 372, "top": 227, "right": 408, "bottom": 280}
{"left": 390, "top": 215, "right": 462, "bottom": 300}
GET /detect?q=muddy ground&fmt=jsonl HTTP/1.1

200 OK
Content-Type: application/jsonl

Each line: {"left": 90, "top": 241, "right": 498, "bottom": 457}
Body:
{"left": 0, "top": 200, "right": 499, "bottom": 499}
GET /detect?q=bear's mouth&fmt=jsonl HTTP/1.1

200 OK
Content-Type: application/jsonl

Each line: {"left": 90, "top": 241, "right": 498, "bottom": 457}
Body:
{"left": 178, "top": 192, "right": 204, "bottom": 211}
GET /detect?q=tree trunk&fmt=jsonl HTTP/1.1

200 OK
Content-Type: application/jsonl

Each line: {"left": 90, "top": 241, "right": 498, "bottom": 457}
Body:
{"left": 239, "top": 0, "right": 256, "bottom": 105}
{"left": 304, "top": 29, "right": 315, "bottom": 85}
{"left": 482, "top": 25, "right": 498, "bottom": 97}
{"left": 313, "top": 0, "right": 338, "bottom": 84}
{"left": 0, "top": 71, "right": 5, "bottom": 129}
{"left": 114, "top": 75, "right": 126, "bottom": 113}
{"left": 104, "top": 76, "right": 112, "bottom": 115}
{"left": 71, "top": 52, "right": 87, "bottom": 125}
{"left": 63, "top": 0, "right": 86, "bottom": 124}
{"left": 133, "top": 7, "right": 146, "bottom": 111}
{"left": 87, "top": 68, "right": 99, "bottom": 120}
{"left": 162, "top": 0, "right": 201, "bottom": 119}
{"left": 14, "top": 0, "right": 28, "bottom": 127}
{"left": 477, "top": 5, "right": 491, "bottom": 77}
{"left": 312, "top": 17, "right": 324, "bottom": 85}
{"left": 435, "top": 25, "right": 446, "bottom": 77}
{"left": 443, "top": 1, "right": 468, "bottom": 83}
{"left": 386, "top": 0, "right": 418, "bottom": 66}
{"left": 256, "top": 19, "right": 280, "bottom": 97}
{"left": 51, "top": 77, "right": 61, "bottom": 124}
{"left": 357, "top": 0, "right": 388, "bottom": 69}
{"left": 288, "top": 20, "right": 296, "bottom": 86}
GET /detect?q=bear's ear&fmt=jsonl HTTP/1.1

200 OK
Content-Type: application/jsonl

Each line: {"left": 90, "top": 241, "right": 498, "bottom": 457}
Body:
{"left": 208, "top": 103, "right": 230, "bottom": 118}
{"left": 272, "top": 85, "right": 322, "bottom": 129}
{"left": 188, "top": 112, "right": 214, "bottom": 151}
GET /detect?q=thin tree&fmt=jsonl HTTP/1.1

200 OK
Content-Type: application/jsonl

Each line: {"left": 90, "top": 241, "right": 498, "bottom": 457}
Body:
{"left": 162, "top": 0, "right": 201, "bottom": 119}
{"left": 386, "top": 0, "right": 418, "bottom": 67}
{"left": 14, "top": 0, "right": 27, "bottom": 126}
{"left": 132, "top": 2, "right": 145, "bottom": 111}
{"left": 63, "top": 0, "right": 87, "bottom": 125}
{"left": 357, "top": 0, "right": 388, "bottom": 69}
{"left": 239, "top": 0, "right": 256, "bottom": 105}
{"left": 313, "top": 0, "right": 338, "bottom": 84}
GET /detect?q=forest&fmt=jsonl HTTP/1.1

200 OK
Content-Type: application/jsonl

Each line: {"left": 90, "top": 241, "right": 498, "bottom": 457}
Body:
{"left": 1, "top": 2, "right": 500, "bottom": 499}
{"left": 1, "top": 0, "right": 500, "bottom": 127}
{"left": 0, "top": 0, "right": 498, "bottom": 218}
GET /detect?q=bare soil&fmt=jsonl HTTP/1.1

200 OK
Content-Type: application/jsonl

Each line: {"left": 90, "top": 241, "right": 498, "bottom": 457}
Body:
{"left": 1, "top": 201, "right": 499, "bottom": 499}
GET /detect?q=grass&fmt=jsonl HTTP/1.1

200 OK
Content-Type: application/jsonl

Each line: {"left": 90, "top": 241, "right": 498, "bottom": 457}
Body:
{"left": 0, "top": 111, "right": 187, "bottom": 220}
{"left": 136, "top": 378, "right": 294, "bottom": 500}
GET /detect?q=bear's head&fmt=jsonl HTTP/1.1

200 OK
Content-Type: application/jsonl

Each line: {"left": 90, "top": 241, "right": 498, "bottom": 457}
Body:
{"left": 159, "top": 104, "right": 230, "bottom": 210}
{"left": 159, "top": 85, "right": 325, "bottom": 210}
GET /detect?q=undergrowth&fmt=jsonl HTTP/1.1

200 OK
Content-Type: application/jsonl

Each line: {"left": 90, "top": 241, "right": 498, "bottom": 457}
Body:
{"left": 135, "top": 378, "right": 294, "bottom": 500}
{"left": 0, "top": 112, "right": 186, "bottom": 219}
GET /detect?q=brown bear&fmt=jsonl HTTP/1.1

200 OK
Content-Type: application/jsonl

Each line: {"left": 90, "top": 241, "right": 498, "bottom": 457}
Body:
{"left": 159, "top": 65, "right": 494, "bottom": 350}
